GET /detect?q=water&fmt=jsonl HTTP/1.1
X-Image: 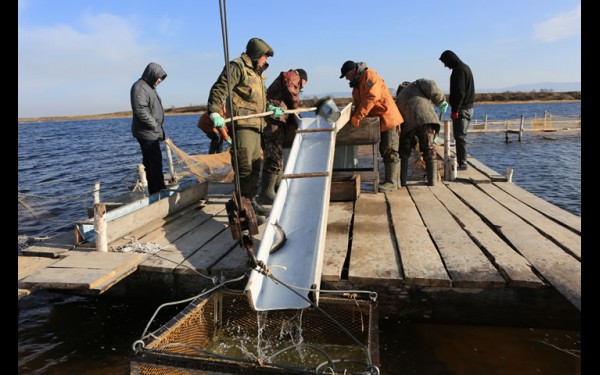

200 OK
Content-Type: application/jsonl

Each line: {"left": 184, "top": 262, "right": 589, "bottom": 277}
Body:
{"left": 18, "top": 102, "right": 581, "bottom": 374}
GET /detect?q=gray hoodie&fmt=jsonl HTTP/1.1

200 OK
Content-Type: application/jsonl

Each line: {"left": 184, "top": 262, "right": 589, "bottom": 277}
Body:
{"left": 130, "top": 62, "right": 167, "bottom": 141}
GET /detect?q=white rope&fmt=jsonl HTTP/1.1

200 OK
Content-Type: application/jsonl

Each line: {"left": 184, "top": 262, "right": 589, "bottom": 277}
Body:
{"left": 112, "top": 236, "right": 172, "bottom": 254}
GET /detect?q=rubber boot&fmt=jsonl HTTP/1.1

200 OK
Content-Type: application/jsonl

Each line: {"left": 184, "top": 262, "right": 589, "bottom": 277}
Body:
{"left": 426, "top": 159, "right": 437, "bottom": 186}
{"left": 256, "top": 171, "right": 278, "bottom": 205}
{"left": 379, "top": 162, "right": 399, "bottom": 192}
{"left": 251, "top": 197, "right": 270, "bottom": 217}
{"left": 400, "top": 158, "right": 409, "bottom": 187}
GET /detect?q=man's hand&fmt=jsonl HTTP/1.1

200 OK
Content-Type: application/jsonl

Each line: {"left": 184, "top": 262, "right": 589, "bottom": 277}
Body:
{"left": 451, "top": 112, "right": 459, "bottom": 120}
{"left": 267, "top": 105, "right": 284, "bottom": 118}
{"left": 209, "top": 113, "right": 225, "bottom": 129}
{"left": 351, "top": 116, "right": 360, "bottom": 127}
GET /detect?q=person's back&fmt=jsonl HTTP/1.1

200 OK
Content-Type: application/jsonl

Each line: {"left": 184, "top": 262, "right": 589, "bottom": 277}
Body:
{"left": 395, "top": 78, "right": 445, "bottom": 135}
{"left": 395, "top": 79, "right": 448, "bottom": 186}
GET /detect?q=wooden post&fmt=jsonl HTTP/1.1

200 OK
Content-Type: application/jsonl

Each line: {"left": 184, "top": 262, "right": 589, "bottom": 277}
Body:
{"left": 94, "top": 203, "right": 108, "bottom": 253}
{"left": 519, "top": 114, "right": 524, "bottom": 142}
{"left": 165, "top": 140, "right": 177, "bottom": 183}
{"left": 505, "top": 121, "right": 509, "bottom": 143}
{"left": 93, "top": 181, "right": 100, "bottom": 204}
{"left": 443, "top": 120, "right": 451, "bottom": 179}
{"left": 484, "top": 114, "right": 488, "bottom": 130}
{"left": 137, "top": 164, "right": 148, "bottom": 192}
{"left": 506, "top": 168, "right": 513, "bottom": 183}
{"left": 94, "top": 202, "right": 108, "bottom": 252}
{"left": 91, "top": 176, "right": 107, "bottom": 251}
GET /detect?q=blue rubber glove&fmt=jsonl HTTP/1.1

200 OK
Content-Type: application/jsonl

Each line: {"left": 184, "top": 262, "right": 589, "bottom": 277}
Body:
{"left": 438, "top": 101, "right": 449, "bottom": 114}
{"left": 209, "top": 113, "right": 225, "bottom": 129}
{"left": 267, "top": 105, "right": 285, "bottom": 118}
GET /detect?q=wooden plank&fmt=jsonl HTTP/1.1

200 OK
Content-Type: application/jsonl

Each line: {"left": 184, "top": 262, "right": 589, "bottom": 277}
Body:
{"left": 429, "top": 184, "right": 544, "bottom": 288}
{"left": 386, "top": 188, "right": 451, "bottom": 287}
{"left": 454, "top": 158, "right": 492, "bottom": 184}
{"left": 18, "top": 256, "right": 58, "bottom": 282}
{"left": 322, "top": 201, "right": 353, "bottom": 281}
{"left": 493, "top": 181, "right": 580, "bottom": 234}
{"left": 468, "top": 158, "right": 507, "bottom": 181}
{"left": 177, "top": 227, "right": 238, "bottom": 274}
{"left": 348, "top": 193, "right": 402, "bottom": 286}
{"left": 210, "top": 219, "right": 267, "bottom": 277}
{"left": 102, "top": 182, "right": 208, "bottom": 244}
{"left": 448, "top": 183, "right": 581, "bottom": 310}
{"left": 20, "top": 231, "right": 75, "bottom": 257}
{"left": 20, "top": 251, "right": 146, "bottom": 293}
{"left": 408, "top": 185, "right": 505, "bottom": 288}
{"left": 139, "top": 214, "right": 230, "bottom": 272}
{"left": 478, "top": 183, "right": 580, "bottom": 259}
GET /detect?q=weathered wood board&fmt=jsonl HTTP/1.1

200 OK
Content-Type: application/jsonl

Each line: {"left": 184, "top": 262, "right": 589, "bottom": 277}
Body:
{"left": 322, "top": 201, "right": 353, "bottom": 281}
{"left": 429, "top": 183, "right": 543, "bottom": 288}
{"left": 478, "top": 183, "right": 580, "bottom": 259}
{"left": 20, "top": 251, "right": 146, "bottom": 294}
{"left": 408, "top": 185, "right": 505, "bottom": 288}
{"left": 349, "top": 193, "right": 403, "bottom": 286}
{"left": 386, "top": 188, "right": 451, "bottom": 287}
{"left": 449, "top": 182, "right": 581, "bottom": 310}
{"left": 493, "top": 181, "right": 580, "bottom": 234}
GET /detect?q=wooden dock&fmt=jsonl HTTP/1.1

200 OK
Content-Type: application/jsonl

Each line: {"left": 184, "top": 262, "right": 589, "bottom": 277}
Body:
{"left": 18, "top": 150, "right": 581, "bottom": 328}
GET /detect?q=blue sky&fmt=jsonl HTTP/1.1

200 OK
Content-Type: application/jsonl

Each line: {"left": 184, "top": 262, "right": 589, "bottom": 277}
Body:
{"left": 18, "top": 0, "right": 581, "bottom": 118}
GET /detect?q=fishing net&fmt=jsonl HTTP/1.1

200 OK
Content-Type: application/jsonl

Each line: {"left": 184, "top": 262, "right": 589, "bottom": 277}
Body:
{"left": 165, "top": 138, "right": 234, "bottom": 184}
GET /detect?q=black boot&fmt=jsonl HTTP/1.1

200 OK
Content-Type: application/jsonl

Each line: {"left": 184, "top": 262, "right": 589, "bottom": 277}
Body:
{"left": 251, "top": 197, "right": 270, "bottom": 216}
{"left": 256, "top": 171, "right": 278, "bottom": 205}
{"left": 400, "top": 158, "right": 409, "bottom": 187}
{"left": 379, "top": 162, "right": 399, "bottom": 192}
{"left": 426, "top": 159, "right": 437, "bottom": 186}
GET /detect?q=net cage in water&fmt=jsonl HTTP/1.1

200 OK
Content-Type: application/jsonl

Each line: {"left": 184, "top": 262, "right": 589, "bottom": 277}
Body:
{"left": 130, "top": 291, "right": 379, "bottom": 374}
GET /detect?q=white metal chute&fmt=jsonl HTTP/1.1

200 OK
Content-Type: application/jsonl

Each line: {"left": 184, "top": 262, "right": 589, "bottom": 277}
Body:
{"left": 245, "top": 104, "right": 352, "bottom": 311}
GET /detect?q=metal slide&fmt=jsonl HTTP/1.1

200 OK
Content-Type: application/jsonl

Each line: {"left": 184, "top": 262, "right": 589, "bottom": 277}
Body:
{"left": 245, "top": 104, "right": 352, "bottom": 311}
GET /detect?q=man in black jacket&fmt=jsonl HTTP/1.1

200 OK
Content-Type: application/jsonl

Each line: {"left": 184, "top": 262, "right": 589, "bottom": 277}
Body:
{"left": 439, "top": 50, "right": 475, "bottom": 170}
{"left": 130, "top": 62, "right": 168, "bottom": 194}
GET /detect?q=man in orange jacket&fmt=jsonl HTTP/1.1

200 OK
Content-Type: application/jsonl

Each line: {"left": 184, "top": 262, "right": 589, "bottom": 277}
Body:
{"left": 340, "top": 60, "right": 403, "bottom": 191}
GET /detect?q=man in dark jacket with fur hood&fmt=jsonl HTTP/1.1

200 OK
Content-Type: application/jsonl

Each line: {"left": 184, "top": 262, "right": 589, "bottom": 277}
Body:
{"left": 131, "top": 62, "right": 168, "bottom": 195}
{"left": 439, "top": 50, "right": 475, "bottom": 170}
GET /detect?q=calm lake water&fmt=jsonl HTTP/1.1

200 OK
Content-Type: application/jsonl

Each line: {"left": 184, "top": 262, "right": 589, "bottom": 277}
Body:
{"left": 17, "top": 102, "right": 581, "bottom": 374}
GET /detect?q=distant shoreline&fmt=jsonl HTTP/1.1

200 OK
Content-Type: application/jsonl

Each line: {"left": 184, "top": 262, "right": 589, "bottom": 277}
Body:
{"left": 18, "top": 99, "right": 581, "bottom": 124}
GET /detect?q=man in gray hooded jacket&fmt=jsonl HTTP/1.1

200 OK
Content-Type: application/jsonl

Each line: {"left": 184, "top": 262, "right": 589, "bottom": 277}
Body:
{"left": 130, "top": 62, "right": 167, "bottom": 194}
{"left": 131, "top": 62, "right": 168, "bottom": 195}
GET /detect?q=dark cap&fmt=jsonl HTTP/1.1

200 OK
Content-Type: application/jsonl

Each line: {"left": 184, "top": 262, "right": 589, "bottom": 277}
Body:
{"left": 296, "top": 68, "right": 307, "bottom": 82}
{"left": 339, "top": 60, "right": 357, "bottom": 79}
{"left": 245, "top": 37, "right": 274, "bottom": 61}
